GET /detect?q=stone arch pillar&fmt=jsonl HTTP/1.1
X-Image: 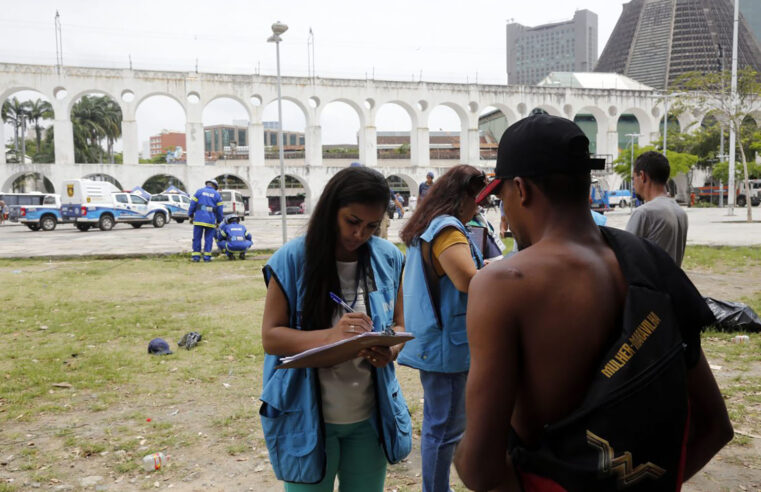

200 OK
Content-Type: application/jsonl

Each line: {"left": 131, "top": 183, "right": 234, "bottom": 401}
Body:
{"left": 359, "top": 105, "right": 377, "bottom": 167}
{"left": 304, "top": 102, "right": 322, "bottom": 166}
{"left": 0, "top": 119, "right": 5, "bottom": 164}
{"left": 185, "top": 99, "right": 204, "bottom": 166}
{"left": 411, "top": 105, "right": 429, "bottom": 168}
{"left": 464, "top": 109, "right": 480, "bottom": 165}
{"left": 248, "top": 104, "right": 265, "bottom": 166}
{"left": 121, "top": 104, "right": 138, "bottom": 165}
{"left": 53, "top": 98, "right": 74, "bottom": 164}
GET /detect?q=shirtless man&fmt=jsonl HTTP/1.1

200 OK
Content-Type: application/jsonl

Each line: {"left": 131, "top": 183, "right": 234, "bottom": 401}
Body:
{"left": 454, "top": 114, "right": 732, "bottom": 491}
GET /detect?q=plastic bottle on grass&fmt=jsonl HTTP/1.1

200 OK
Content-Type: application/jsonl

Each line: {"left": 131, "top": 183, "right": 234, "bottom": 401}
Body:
{"left": 142, "top": 452, "right": 166, "bottom": 471}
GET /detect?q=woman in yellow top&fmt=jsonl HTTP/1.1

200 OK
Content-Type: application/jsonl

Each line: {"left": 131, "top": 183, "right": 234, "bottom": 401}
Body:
{"left": 397, "top": 164, "right": 486, "bottom": 492}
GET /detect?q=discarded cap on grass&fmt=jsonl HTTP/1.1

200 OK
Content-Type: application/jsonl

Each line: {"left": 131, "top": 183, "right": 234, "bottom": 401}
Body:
{"left": 178, "top": 331, "right": 202, "bottom": 350}
{"left": 148, "top": 338, "right": 173, "bottom": 355}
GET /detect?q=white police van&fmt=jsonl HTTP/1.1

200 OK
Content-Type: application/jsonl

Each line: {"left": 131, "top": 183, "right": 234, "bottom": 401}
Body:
{"left": 61, "top": 179, "right": 170, "bottom": 231}
{"left": 18, "top": 193, "right": 72, "bottom": 231}
{"left": 149, "top": 192, "right": 191, "bottom": 223}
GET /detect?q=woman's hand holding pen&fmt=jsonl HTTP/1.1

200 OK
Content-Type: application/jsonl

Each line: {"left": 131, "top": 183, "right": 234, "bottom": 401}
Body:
{"left": 329, "top": 312, "right": 373, "bottom": 343}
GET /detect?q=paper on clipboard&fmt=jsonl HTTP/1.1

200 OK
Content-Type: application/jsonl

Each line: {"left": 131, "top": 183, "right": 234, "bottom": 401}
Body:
{"left": 276, "top": 331, "right": 414, "bottom": 369}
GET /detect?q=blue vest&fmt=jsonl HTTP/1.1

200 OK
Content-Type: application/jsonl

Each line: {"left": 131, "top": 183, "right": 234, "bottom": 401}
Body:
{"left": 397, "top": 215, "right": 483, "bottom": 373}
{"left": 218, "top": 223, "right": 252, "bottom": 251}
{"left": 188, "top": 186, "right": 223, "bottom": 227}
{"left": 260, "top": 236, "right": 412, "bottom": 484}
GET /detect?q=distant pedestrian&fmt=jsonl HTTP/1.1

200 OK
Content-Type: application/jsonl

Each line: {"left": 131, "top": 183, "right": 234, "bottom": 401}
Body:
{"left": 216, "top": 214, "right": 253, "bottom": 260}
{"left": 395, "top": 192, "right": 405, "bottom": 219}
{"left": 626, "top": 151, "right": 687, "bottom": 266}
{"left": 188, "top": 179, "right": 224, "bottom": 262}
{"left": 0, "top": 200, "right": 7, "bottom": 224}
{"left": 418, "top": 171, "right": 434, "bottom": 203}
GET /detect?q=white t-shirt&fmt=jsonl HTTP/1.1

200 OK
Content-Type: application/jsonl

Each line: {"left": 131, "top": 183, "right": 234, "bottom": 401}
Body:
{"left": 318, "top": 260, "right": 376, "bottom": 424}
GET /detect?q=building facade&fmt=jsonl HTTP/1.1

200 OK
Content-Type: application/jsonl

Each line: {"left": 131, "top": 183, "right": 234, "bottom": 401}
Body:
{"left": 741, "top": 0, "right": 761, "bottom": 49}
{"left": 149, "top": 131, "right": 186, "bottom": 158}
{"left": 507, "top": 10, "right": 598, "bottom": 86}
{"left": 204, "top": 122, "right": 305, "bottom": 160}
{"left": 595, "top": 0, "right": 761, "bottom": 90}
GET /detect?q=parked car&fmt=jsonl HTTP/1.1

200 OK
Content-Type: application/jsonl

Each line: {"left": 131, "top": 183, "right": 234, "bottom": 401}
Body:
{"left": 607, "top": 189, "right": 633, "bottom": 208}
{"left": 270, "top": 205, "right": 304, "bottom": 215}
{"left": 0, "top": 192, "right": 50, "bottom": 223}
{"left": 61, "top": 179, "right": 170, "bottom": 231}
{"left": 150, "top": 193, "right": 191, "bottom": 223}
{"left": 18, "top": 193, "right": 73, "bottom": 231}
{"left": 219, "top": 189, "right": 246, "bottom": 220}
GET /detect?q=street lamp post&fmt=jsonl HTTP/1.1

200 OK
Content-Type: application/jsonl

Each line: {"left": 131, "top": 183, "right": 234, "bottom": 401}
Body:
{"left": 662, "top": 93, "right": 669, "bottom": 155}
{"left": 268, "top": 21, "right": 289, "bottom": 245}
{"left": 625, "top": 133, "right": 641, "bottom": 213}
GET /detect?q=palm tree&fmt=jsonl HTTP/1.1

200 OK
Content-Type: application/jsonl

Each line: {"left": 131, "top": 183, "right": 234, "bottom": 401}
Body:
{"left": 96, "top": 97, "right": 122, "bottom": 163}
{"left": 26, "top": 99, "right": 54, "bottom": 151}
{"left": 70, "top": 95, "right": 122, "bottom": 163}
{"left": 1, "top": 97, "right": 29, "bottom": 161}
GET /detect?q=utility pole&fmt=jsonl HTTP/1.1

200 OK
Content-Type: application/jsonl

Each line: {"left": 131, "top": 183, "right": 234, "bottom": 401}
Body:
{"left": 727, "top": 0, "right": 740, "bottom": 215}
{"left": 307, "top": 28, "right": 315, "bottom": 84}
{"left": 662, "top": 93, "right": 668, "bottom": 155}
{"left": 54, "top": 11, "right": 63, "bottom": 74}
{"left": 626, "top": 133, "right": 640, "bottom": 213}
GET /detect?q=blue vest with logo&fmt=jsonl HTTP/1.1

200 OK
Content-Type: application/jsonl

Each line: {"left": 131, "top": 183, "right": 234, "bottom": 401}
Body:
{"left": 218, "top": 222, "right": 252, "bottom": 251}
{"left": 260, "top": 236, "right": 412, "bottom": 484}
{"left": 397, "top": 215, "right": 483, "bottom": 373}
{"left": 188, "top": 186, "right": 223, "bottom": 227}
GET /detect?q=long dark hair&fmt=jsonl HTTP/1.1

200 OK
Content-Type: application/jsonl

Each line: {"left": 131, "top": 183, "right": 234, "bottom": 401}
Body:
{"left": 302, "top": 166, "right": 390, "bottom": 331}
{"left": 400, "top": 165, "right": 484, "bottom": 246}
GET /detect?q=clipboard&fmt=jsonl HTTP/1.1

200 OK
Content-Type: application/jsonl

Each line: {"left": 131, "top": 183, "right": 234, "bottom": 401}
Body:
{"left": 468, "top": 226, "right": 488, "bottom": 255}
{"left": 276, "top": 332, "right": 414, "bottom": 369}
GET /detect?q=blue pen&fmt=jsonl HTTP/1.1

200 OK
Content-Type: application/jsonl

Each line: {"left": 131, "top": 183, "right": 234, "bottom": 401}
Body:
{"left": 330, "top": 291, "right": 396, "bottom": 335}
{"left": 330, "top": 291, "right": 356, "bottom": 313}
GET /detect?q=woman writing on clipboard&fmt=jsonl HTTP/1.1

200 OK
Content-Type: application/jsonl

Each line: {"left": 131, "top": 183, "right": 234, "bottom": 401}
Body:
{"left": 260, "top": 166, "right": 412, "bottom": 491}
{"left": 397, "top": 165, "right": 486, "bottom": 492}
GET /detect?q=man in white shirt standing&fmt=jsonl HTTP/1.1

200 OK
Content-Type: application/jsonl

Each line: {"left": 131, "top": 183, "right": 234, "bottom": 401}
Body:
{"left": 626, "top": 151, "right": 688, "bottom": 266}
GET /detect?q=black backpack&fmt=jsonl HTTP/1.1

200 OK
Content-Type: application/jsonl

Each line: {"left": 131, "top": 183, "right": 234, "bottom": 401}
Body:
{"left": 509, "top": 227, "right": 713, "bottom": 492}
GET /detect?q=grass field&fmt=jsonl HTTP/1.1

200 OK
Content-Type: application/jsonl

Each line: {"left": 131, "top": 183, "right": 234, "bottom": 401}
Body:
{"left": 0, "top": 245, "right": 760, "bottom": 491}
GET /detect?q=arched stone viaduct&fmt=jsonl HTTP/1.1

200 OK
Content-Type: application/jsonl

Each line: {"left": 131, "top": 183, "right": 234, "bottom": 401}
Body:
{"left": 1, "top": 62, "right": 695, "bottom": 214}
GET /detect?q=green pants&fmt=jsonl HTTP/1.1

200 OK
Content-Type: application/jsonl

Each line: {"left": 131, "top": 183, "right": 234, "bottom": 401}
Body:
{"left": 284, "top": 419, "right": 387, "bottom": 492}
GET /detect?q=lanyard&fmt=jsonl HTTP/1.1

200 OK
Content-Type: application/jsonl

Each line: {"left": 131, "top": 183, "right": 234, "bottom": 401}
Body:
{"left": 349, "top": 259, "right": 364, "bottom": 309}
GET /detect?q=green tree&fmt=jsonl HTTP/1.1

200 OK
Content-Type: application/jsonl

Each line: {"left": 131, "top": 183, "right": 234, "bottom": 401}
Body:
{"left": 711, "top": 159, "right": 761, "bottom": 182}
{"left": 673, "top": 67, "right": 761, "bottom": 222}
{"left": 1, "top": 97, "right": 30, "bottom": 162}
{"left": 25, "top": 99, "right": 54, "bottom": 152}
{"left": 70, "top": 95, "right": 122, "bottom": 164}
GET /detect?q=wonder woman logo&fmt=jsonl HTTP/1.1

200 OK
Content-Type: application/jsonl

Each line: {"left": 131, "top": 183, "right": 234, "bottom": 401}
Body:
{"left": 586, "top": 430, "right": 666, "bottom": 487}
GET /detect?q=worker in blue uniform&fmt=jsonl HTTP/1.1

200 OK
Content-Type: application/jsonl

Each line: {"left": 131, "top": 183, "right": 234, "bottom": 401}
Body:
{"left": 216, "top": 214, "right": 253, "bottom": 260}
{"left": 188, "top": 179, "right": 224, "bottom": 262}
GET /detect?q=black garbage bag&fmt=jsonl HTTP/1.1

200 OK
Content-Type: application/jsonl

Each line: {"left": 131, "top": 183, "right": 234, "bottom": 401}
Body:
{"left": 704, "top": 297, "right": 761, "bottom": 333}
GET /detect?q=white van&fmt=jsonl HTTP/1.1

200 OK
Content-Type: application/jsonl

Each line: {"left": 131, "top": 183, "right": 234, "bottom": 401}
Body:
{"left": 219, "top": 189, "right": 246, "bottom": 220}
{"left": 61, "top": 179, "right": 170, "bottom": 231}
{"left": 150, "top": 193, "right": 191, "bottom": 223}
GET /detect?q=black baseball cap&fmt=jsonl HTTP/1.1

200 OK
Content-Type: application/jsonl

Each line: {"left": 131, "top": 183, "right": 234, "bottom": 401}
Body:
{"left": 477, "top": 114, "right": 605, "bottom": 202}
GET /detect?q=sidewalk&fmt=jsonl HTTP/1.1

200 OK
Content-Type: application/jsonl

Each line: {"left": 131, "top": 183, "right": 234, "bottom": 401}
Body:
{"left": 0, "top": 207, "right": 759, "bottom": 259}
